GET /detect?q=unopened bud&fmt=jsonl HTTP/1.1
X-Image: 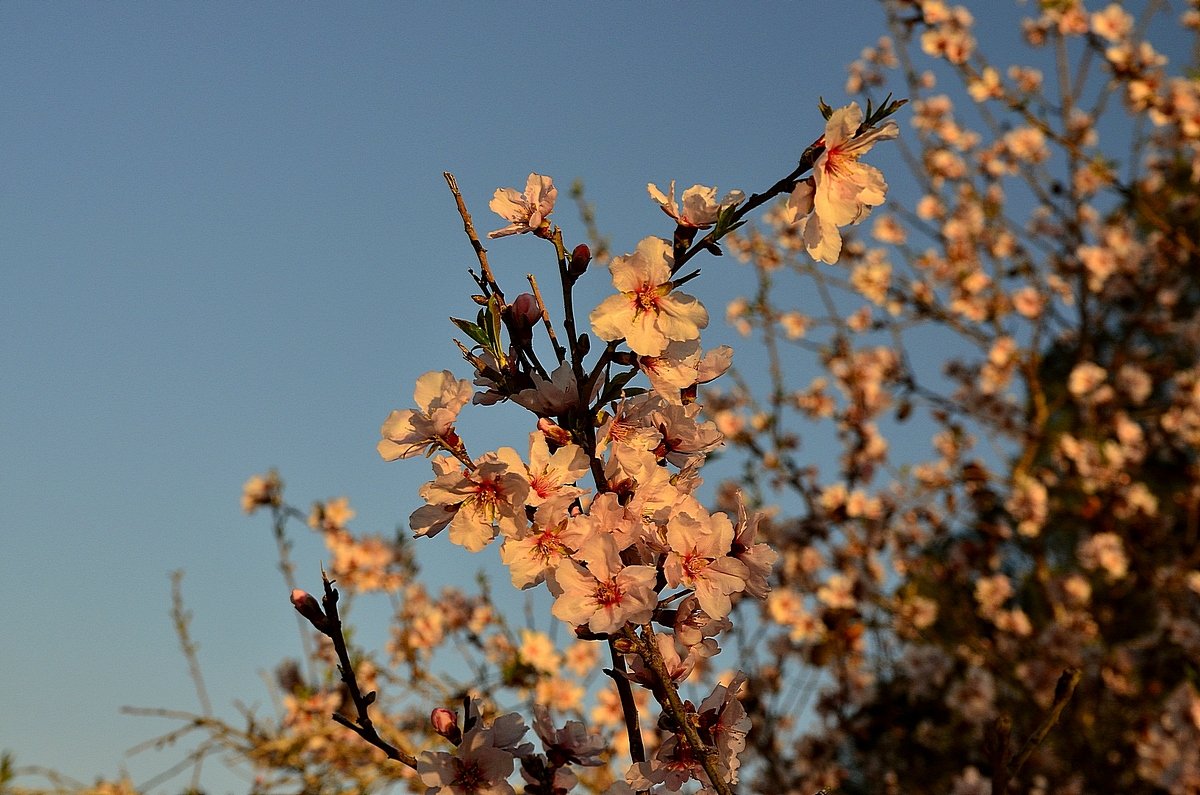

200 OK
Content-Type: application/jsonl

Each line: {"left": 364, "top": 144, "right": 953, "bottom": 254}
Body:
{"left": 290, "top": 589, "right": 330, "bottom": 633}
{"left": 431, "top": 708, "right": 462, "bottom": 744}
{"left": 537, "top": 417, "right": 572, "bottom": 447}
{"left": 611, "top": 636, "right": 638, "bottom": 654}
{"left": 568, "top": 244, "right": 591, "bottom": 276}
{"left": 511, "top": 293, "right": 541, "bottom": 329}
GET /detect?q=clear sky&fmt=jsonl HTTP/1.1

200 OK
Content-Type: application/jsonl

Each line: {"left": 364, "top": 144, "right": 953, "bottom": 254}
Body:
{"left": 1, "top": 3, "right": 1191, "bottom": 792}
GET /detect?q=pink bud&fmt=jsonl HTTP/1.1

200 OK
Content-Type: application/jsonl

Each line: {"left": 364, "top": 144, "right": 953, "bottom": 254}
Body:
{"left": 512, "top": 293, "right": 541, "bottom": 328}
{"left": 569, "top": 243, "right": 591, "bottom": 276}
{"left": 431, "top": 707, "right": 462, "bottom": 744}
{"left": 290, "top": 589, "right": 329, "bottom": 633}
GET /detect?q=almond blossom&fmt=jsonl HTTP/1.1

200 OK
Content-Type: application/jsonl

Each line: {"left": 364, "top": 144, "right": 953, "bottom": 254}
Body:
{"left": 531, "top": 705, "right": 606, "bottom": 767}
{"left": 520, "top": 431, "right": 590, "bottom": 507}
{"left": 663, "top": 508, "right": 749, "bottom": 620}
{"left": 378, "top": 369, "right": 474, "bottom": 461}
{"left": 730, "top": 495, "right": 778, "bottom": 600}
{"left": 499, "top": 497, "right": 581, "bottom": 589}
{"left": 241, "top": 470, "right": 282, "bottom": 513}
{"left": 417, "top": 448, "right": 529, "bottom": 551}
{"left": 512, "top": 361, "right": 597, "bottom": 415}
{"left": 487, "top": 172, "right": 557, "bottom": 239}
{"left": 589, "top": 236, "right": 709, "bottom": 357}
{"left": 698, "top": 674, "right": 752, "bottom": 786}
{"left": 638, "top": 340, "right": 733, "bottom": 403}
{"left": 649, "top": 400, "right": 725, "bottom": 468}
{"left": 596, "top": 394, "right": 666, "bottom": 455}
{"left": 417, "top": 724, "right": 519, "bottom": 795}
{"left": 647, "top": 181, "right": 744, "bottom": 229}
{"left": 672, "top": 593, "right": 731, "bottom": 652}
{"left": 549, "top": 534, "right": 658, "bottom": 634}
{"left": 784, "top": 102, "right": 899, "bottom": 263}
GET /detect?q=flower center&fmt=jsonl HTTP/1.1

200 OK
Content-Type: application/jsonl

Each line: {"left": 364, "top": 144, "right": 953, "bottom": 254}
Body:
{"left": 824, "top": 147, "right": 847, "bottom": 177}
{"left": 593, "top": 580, "right": 624, "bottom": 607}
{"left": 452, "top": 758, "right": 487, "bottom": 792}
{"left": 534, "top": 527, "right": 567, "bottom": 561}
{"left": 470, "top": 479, "right": 503, "bottom": 520}
{"left": 683, "top": 553, "right": 710, "bottom": 581}
{"left": 633, "top": 284, "right": 661, "bottom": 314}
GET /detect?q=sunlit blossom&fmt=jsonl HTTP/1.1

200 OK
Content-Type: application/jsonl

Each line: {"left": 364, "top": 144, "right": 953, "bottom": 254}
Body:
{"left": 487, "top": 173, "right": 557, "bottom": 239}
{"left": 589, "top": 236, "right": 709, "bottom": 357}
{"left": 784, "top": 102, "right": 898, "bottom": 263}
{"left": 549, "top": 535, "right": 657, "bottom": 634}
{"left": 379, "top": 370, "right": 474, "bottom": 461}
{"left": 663, "top": 509, "right": 749, "bottom": 620}
{"left": 647, "top": 180, "right": 744, "bottom": 229}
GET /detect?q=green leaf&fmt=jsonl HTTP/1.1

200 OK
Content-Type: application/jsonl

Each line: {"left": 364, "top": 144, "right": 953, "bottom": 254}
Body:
{"left": 483, "top": 295, "right": 506, "bottom": 366}
{"left": 597, "top": 367, "right": 639, "bottom": 407}
{"left": 451, "top": 317, "right": 489, "bottom": 348}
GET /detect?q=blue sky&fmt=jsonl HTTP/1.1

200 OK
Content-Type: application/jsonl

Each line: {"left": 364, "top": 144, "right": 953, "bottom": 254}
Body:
{"left": 1, "top": 3, "right": 1192, "bottom": 792}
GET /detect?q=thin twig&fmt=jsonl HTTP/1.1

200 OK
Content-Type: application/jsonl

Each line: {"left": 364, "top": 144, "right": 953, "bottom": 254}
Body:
{"left": 527, "top": 272, "right": 566, "bottom": 364}
{"left": 607, "top": 639, "right": 647, "bottom": 764}
{"left": 444, "top": 172, "right": 503, "bottom": 301}
{"left": 1009, "top": 667, "right": 1081, "bottom": 778}
{"left": 990, "top": 668, "right": 1081, "bottom": 793}
{"left": 318, "top": 572, "right": 419, "bottom": 770}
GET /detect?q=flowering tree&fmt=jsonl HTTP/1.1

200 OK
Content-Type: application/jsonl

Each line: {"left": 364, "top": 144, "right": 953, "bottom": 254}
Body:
{"left": 705, "top": 1, "right": 1200, "bottom": 793}
{"left": 6, "top": 1, "right": 1198, "bottom": 794}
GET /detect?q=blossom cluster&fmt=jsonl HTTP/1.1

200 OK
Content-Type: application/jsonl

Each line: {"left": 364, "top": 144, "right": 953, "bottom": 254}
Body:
{"left": 359, "top": 100, "right": 899, "bottom": 793}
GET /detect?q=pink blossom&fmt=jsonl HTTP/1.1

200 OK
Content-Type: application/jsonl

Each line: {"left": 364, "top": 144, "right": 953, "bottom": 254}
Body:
{"left": 378, "top": 370, "right": 474, "bottom": 461}
{"left": 663, "top": 509, "right": 749, "bottom": 620}
{"left": 520, "top": 431, "right": 589, "bottom": 507}
{"left": 417, "top": 725, "right": 517, "bottom": 795}
{"left": 731, "top": 496, "right": 778, "bottom": 600}
{"left": 513, "top": 361, "right": 597, "bottom": 416}
{"left": 785, "top": 102, "right": 899, "bottom": 264}
{"left": 487, "top": 173, "right": 557, "bottom": 239}
{"left": 566, "top": 492, "right": 643, "bottom": 552}
{"left": 418, "top": 449, "right": 529, "bottom": 551}
{"left": 589, "top": 237, "right": 709, "bottom": 357}
{"left": 531, "top": 704, "right": 606, "bottom": 766}
{"left": 673, "top": 593, "right": 731, "bottom": 651}
{"left": 241, "top": 471, "right": 281, "bottom": 513}
{"left": 638, "top": 340, "right": 733, "bottom": 404}
{"left": 647, "top": 181, "right": 744, "bottom": 229}
{"left": 550, "top": 535, "right": 658, "bottom": 634}
{"left": 499, "top": 497, "right": 579, "bottom": 589}
{"left": 698, "top": 673, "right": 751, "bottom": 786}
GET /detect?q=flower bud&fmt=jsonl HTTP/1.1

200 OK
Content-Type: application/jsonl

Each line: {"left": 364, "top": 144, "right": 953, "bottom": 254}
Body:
{"left": 568, "top": 243, "right": 591, "bottom": 276}
{"left": 537, "top": 417, "right": 573, "bottom": 448}
{"left": 511, "top": 293, "right": 541, "bottom": 328}
{"left": 290, "top": 589, "right": 330, "bottom": 633}
{"left": 611, "top": 635, "right": 638, "bottom": 654}
{"left": 431, "top": 707, "right": 462, "bottom": 745}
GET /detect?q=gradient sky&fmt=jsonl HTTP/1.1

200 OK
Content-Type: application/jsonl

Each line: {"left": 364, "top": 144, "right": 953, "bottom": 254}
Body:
{"left": 1, "top": 3, "right": 1192, "bottom": 792}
